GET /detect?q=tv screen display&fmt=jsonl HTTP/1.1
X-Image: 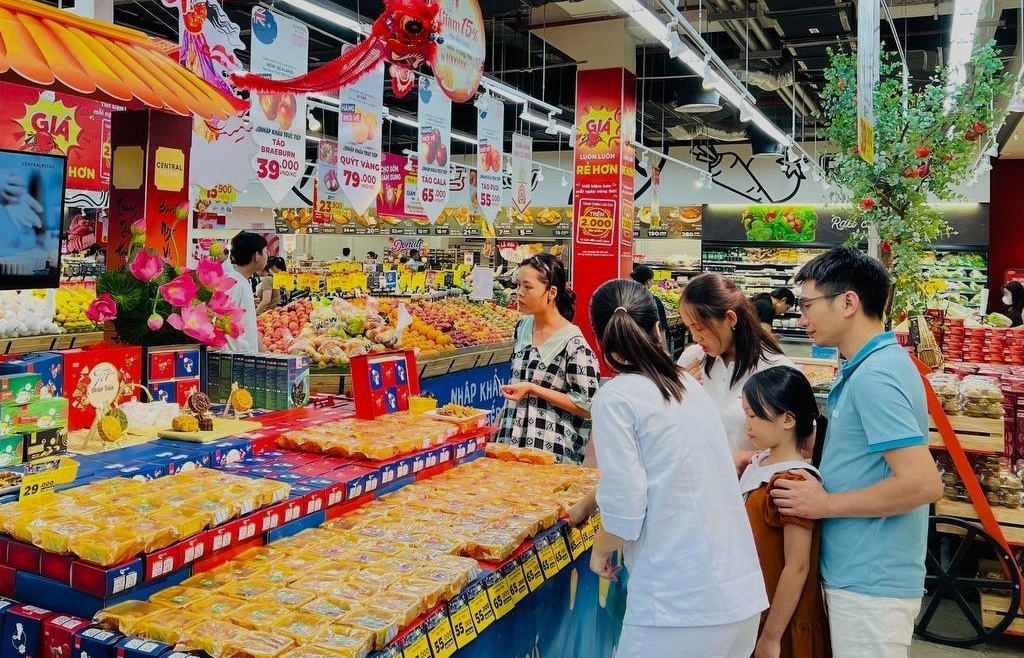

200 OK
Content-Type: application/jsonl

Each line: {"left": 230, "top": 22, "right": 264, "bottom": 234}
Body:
{"left": 0, "top": 148, "right": 67, "bottom": 290}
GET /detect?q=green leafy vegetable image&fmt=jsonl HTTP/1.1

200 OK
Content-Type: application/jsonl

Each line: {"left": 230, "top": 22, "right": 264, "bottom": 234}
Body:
{"left": 740, "top": 206, "right": 817, "bottom": 242}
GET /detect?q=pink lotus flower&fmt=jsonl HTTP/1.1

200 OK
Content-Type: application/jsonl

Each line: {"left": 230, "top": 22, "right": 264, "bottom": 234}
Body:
{"left": 85, "top": 293, "right": 118, "bottom": 323}
{"left": 129, "top": 249, "right": 163, "bottom": 282}
{"left": 130, "top": 219, "right": 146, "bottom": 236}
{"left": 209, "top": 292, "right": 246, "bottom": 339}
{"left": 147, "top": 313, "right": 164, "bottom": 331}
{"left": 196, "top": 258, "right": 235, "bottom": 292}
{"left": 159, "top": 274, "right": 199, "bottom": 307}
{"left": 167, "top": 303, "right": 216, "bottom": 343}
{"left": 208, "top": 328, "right": 229, "bottom": 349}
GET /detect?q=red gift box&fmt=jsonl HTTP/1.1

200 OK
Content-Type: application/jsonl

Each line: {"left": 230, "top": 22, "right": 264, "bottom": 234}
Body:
{"left": 147, "top": 352, "right": 175, "bottom": 382}
{"left": 62, "top": 345, "right": 142, "bottom": 431}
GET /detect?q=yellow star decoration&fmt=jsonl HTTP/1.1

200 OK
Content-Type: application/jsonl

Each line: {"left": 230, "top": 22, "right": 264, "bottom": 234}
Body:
{"left": 576, "top": 106, "right": 620, "bottom": 149}
{"left": 16, "top": 97, "right": 82, "bottom": 155}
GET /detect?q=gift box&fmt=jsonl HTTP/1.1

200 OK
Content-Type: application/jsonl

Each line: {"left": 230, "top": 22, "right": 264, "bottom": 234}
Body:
{"left": 62, "top": 346, "right": 143, "bottom": 431}
{"left": 0, "top": 375, "right": 41, "bottom": 407}
{"left": 0, "top": 354, "right": 63, "bottom": 398}
{"left": 0, "top": 399, "right": 68, "bottom": 435}
{"left": 1, "top": 604, "right": 53, "bottom": 658}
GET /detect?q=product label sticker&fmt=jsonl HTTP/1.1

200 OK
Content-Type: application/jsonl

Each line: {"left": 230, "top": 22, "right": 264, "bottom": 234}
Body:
{"left": 425, "top": 610, "right": 457, "bottom": 658}
{"left": 521, "top": 551, "right": 545, "bottom": 592}
{"left": 568, "top": 525, "right": 585, "bottom": 559}
{"left": 446, "top": 597, "right": 478, "bottom": 648}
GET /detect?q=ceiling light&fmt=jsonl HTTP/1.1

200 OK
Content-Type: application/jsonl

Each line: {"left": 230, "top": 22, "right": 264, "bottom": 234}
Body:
{"left": 307, "top": 111, "right": 321, "bottom": 133}
{"left": 536, "top": 170, "right": 544, "bottom": 183}
{"left": 639, "top": 153, "right": 649, "bottom": 170}
{"left": 946, "top": 0, "right": 984, "bottom": 95}
{"left": 452, "top": 132, "right": 478, "bottom": 145}
{"left": 521, "top": 109, "right": 572, "bottom": 136}
{"left": 544, "top": 112, "right": 558, "bottom": 135}
{"left": 278, "top": 0, "right": 369, "bottom": 35}
{"left": 386, "top": 113, "right": 419, "bottom": 129}
{"left": 561, "top": 174, "right": 568, "bottom": 187}
{"left": 666, "top": 22, "right": 686, "bottom": 58}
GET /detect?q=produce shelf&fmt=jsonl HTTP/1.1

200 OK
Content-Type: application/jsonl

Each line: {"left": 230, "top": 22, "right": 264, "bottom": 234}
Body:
{"left": 0, "top": 331, "right": 104, "bottom": 356}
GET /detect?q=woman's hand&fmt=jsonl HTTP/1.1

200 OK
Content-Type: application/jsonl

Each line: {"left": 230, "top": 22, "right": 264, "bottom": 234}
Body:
{"left": 754, "top": 634, "right": 781, "bottom": 658}
{"left": 589, "top": 549, "right": 621, "bottom": 581}
{"left": 500, "top": 382, "right": 534, "bottom": 402}
{"left": 681, "top": 359, "right": 704, "bottom": 383}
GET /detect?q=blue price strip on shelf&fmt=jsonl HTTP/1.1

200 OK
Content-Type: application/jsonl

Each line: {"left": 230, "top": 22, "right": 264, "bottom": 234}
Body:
{"left": 425, "top": 609, "right": 457, "bottom": 658}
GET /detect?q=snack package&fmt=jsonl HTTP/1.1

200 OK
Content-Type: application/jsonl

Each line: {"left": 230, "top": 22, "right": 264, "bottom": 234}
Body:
{"left": 149, "top": 585, "right": 210, "bottom": 609}
{"left": 339, "top": 608, "right": 400, "bottom": 650}
{"left": 217, "top": 579, "right": 278, "bottom": 602}
{"left": 36, "top": 519, "right": 103, "bottom": 554}
{"left": 275, "top": 613, "right": 328, "bottom": 643}
{"left": 146, "top": 505, "right": 210, "bottom": 539}
{"left": 177, "top": 619, "right": 246, "bottom": 658}
{"left": 133, "top": 608, "right": 203, "bottom": 644}
{"left": 231, "top": 602, "right": 291, "bottom": 630}
{"left": 369, "top": 591, "right": 425, "bottom": 627}
{"left": 184, "top": 594, "right": 243, "bottom": 618}
{"left": 181, "top": 570, "right": 233, "bottom": 592}
{"left": 310, "top": 624, "right": 374, "bottom": 658}
{"left": 70, "top": 527, "right": 142, "bottom": 566}
{"left": 258, "top": 588, "right": 316, "bottom": 609}
{"left": 300, "top": 597, "right": 357, "bottom": 621}
{"left": 222, "top": 630, "right": 296, "bottom": 658}
{"left": 93, "top": 600, "right": 165, "bottom": 635}
{"left": 132, "top": 517, "right": 178, "bottom": 553}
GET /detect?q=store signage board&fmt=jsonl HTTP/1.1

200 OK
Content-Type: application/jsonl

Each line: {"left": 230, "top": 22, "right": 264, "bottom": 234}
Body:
{"left": 633, "top": 206, "right": 702, "bottom": 239}
{"left": 702, "top": 203, "right": 989, "bottom": 246}
{"left": 434, "top": 0, "right": 487, "bottom": 102}
{"left": 249, "top": 8, "right": 308, "bottom": 203}
{"left": 856, "top": 0, "right": 879, "bottom": 164}
{"left": 417, "top": 77, "right": 452, "bottom": 222}
{"left": 511, "top": 134, "right": 533, "bottom": 214}
{"left": 477, "top": 97, "right": 504, "bottom": 222}
{"left": 314, "top": 139, "right": 342, "bottom": 224}
{"left": 337, "top": 59, "right": 384, "bottom": 214}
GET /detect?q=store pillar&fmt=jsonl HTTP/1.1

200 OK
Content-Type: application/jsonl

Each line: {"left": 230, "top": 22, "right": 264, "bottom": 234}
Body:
{"left": 108, "top": 109, "right": 192, "bottom": 270}
{"left": 571, "top": 68, "right": 636, "bottom": 355}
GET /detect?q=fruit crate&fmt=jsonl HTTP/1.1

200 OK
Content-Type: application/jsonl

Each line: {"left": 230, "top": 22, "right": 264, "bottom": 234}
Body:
{"left": 981, "top": 592, "right": 1024, "bottom": 635}
{"left": 934, "top": 499, "right": 1024, "bottom": 545}
{"left": 0, "top": 332, "right": 103, "bottom": 357}
{"left": 928, "top": 415, "right": 1005, "bottom": 454}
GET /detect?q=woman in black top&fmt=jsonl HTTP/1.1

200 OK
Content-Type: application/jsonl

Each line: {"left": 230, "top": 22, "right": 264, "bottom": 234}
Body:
{"left": 749, "top": 287, "right": 796, "bottom": 332}
{"left": 630, "top": 265, "right": 669, "bottom": 350}
{"left": 1002, "top": 281, "right": 1024, "bottom": 327}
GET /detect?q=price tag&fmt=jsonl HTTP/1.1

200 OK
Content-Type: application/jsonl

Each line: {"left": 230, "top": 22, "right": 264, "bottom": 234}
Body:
{"left": 352, "top": 272, "right": 368, "bottom": 291}
{"left": 325, "top": 274, "right": 345, "bottom": 292}
{"left": 580, "top": 517, "right": 596, "bottom": 548}
{"left": 552, "top": 536, "right": 572, "bottom": 571}
{"left": 297, "top": 273, "right": 320, "bottom": 291}
{"left": 447, "top": 599, "right": 478, "bottom": 648}
{"left": 19, "top": 458, "right": 74, "bottom": 499}
{"left": 410, "top": 271, "right": 427, "bottom": 291}
{"left": 654, "top": 269, "right": 672, "bottom": 281}
{"left": 425, "top": 613, "right": 457, "bottom": 658}
{"left": 521, "top": 551, "right": 545, "bottom": 591}
{"left": 399, "top": 272, "right": 412, "bottom": 291}
{"left": 568, "top": 525, "right": 585, "bottom": 559}
{"left": 486, "top": 574, "right": 515, "bottom": 620}
{"left": 505, "top": 565, "right": 529, "bottom": 605}
{"left": 273, "top": 272, "right": 296, "bottom": 291}
{"left": 452, "top": 269, "right": 465, "bottom": 287}
{"left": 536, "top": 543, "right": 559, "bottom": 579}
{"left": 401, "top": 631, "right": 432, "bottom": 658}
{"left": 467, "top": 585, "right": 496, "bottom": 632}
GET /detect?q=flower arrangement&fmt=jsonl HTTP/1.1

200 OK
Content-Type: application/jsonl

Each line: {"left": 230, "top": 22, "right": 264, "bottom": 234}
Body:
{"left": 86, "top": 219, "right": 246, "bottom": 347}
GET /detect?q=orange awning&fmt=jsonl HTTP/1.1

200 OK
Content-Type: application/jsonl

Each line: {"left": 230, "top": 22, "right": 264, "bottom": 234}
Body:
{"left": 0, "top": 0, "right": 248, "bottom": 121}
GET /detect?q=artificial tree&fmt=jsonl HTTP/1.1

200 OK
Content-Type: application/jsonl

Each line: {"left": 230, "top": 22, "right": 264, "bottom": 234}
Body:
{"left": 818, "top": 41, "right": 1010, "bottom": 319}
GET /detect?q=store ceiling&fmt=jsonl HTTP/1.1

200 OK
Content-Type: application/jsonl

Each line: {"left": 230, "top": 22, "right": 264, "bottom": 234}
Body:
{"left": 46, "top": 0, "right": 1024, "bottom": 158}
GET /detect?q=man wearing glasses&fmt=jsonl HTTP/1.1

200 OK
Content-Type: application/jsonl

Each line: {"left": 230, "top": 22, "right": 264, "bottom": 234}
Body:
{"left": 770, "top": 247, "right": 942, "bottom": 658}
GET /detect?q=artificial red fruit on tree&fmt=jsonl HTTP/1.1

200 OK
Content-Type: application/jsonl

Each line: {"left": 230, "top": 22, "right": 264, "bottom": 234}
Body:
{"left": 837, "top": 79, "right": 846, "bottom": 89}
{"left": 765, "top": 211, "right": 777, "bottom": 220}
{"left": 964, "top": 129, "right": 978, "bottom": 142}
{"left": 860, "top": 196, "right": 875, "bottom": 211}
{"left": 850, "top": 146, "right": 859, "bottom": 155}
{"left": 916, "top": 164, "right": 930, "bottom": 178}
{"left": 915, "top": 146, "right": 931, "bottom": 158}
{"left": 974, "top": 122, "right": 988, "bottom": 134}
{"left": 903, "top": 168, "right": 917, "bottom": 178}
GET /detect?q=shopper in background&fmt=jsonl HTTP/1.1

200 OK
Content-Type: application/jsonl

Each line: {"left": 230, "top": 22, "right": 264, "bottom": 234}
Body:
{"left": 1002, "top": 280, "right": 1024, "bottom": 327}
{"left": 770, "top": 247, "right": 942, "bottom": 658}
{"left": 739, "top": 366, "right": 830, "bottom": 658}
{"left": 496, "top": 253, "right": 600, "bottom": 465}
{"left": 588, "top": 278, "right": 767, "bottom": 658}
{"left": 256, "top": 256, "right": 287, "bottom": 315}
{"left": 677, "top": 273, "right": 794, "bottom": 457}
{"left": 225, "top": 231, "right": 267, "bottom": 354}
{"left": 340, "top": 247, "right": 352, "bottom": 262}
{"left": 629, "top": 264, "right": 669, "bottom": 349}
{"left": 407, "top": 249, "right": 425, "bottom": 271}
{"left": 750, "top": 287, "right": 796, "bottom": 334}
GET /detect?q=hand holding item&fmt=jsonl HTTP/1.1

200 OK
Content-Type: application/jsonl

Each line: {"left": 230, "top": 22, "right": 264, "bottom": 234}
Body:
{"left": 500, "top": 382, "right": 533, "bottom": 402}
{"left": 677, "top": 344, "right": 706, "bottom": 382}
{"left": 769, "top": 470, "right": 829, "bottom": 519}
{"left": 0, "top": 172, "right": 43, "bottom": 230}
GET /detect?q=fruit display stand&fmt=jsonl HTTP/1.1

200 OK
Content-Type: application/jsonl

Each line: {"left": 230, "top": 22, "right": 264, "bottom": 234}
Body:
{"left": 912, "top": 356, "right": 1024, "bottom": 647}
{"left": 0, "top": 332, "right": 104, "bottom": 358}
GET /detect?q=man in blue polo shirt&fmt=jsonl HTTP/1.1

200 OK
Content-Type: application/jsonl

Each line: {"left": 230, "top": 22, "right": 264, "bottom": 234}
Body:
{"left": 771, "top": 247, "right": 942, "bottom": 658}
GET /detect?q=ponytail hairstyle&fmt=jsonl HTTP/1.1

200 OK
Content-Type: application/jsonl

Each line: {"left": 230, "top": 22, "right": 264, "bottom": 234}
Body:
{"left": 742, "top": 366, "right": 827, "bottom": 467}
{"left": 522, "top": 253, "right": 576, "bottom": 321}
{"left": 590, "top": 279, "right": 685, "bottom": 402}
{"left": 680, "top": 272, "right": 783, "bottom": 387}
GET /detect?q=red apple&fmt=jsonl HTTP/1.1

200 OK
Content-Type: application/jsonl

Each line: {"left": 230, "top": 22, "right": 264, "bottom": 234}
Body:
{"left": 916, "top": 164, "right": 930, "bottom": 177}
{"left": 915, "top": 146, "right": 931, "bottom": 158}
{"left": 860, "top": 196, "right": 875, "bottom": 211}
{"left": 974, "top": 122, "right": 988, "bottom": 134}
{"left": 964, "top": 129, "right": 978, "bottom": 142}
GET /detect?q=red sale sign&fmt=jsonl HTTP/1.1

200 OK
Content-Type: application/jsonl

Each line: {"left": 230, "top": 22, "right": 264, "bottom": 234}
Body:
{"left": 571, "top": 68, "right": 636, "bottom": 358}
{"left": 0, "top": 82, "right": 121, "bottom": 192}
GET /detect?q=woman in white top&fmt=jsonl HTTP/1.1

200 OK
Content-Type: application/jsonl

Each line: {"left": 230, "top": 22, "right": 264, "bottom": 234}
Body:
{"left": 678, "top": 273, "right": 794, "bottom": 456}
{"left": 589, "top": 279, "right": 768, "bottom": 658}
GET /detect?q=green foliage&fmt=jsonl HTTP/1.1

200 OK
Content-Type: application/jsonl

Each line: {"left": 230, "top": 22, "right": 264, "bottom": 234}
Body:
{"left": 819, "top": 42, "right": 1010, "bottom": 317}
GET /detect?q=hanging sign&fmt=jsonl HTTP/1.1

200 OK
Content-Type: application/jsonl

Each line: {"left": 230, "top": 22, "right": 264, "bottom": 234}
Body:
{"left": 249, "top": 8, "right": 308, "bottom": 202}
{"left": 337, "top": 58, "right": 384, "bottom": 214}
{"left": 476, "top": 97, "right": 504, "bottom": 223}
{"left": 417, "top": 77, "right": 452, "bottom": 222}
{"left": 434, "top": 0, "right": 487, "bottom": 102}
{"left": 856, "top": 0, "right": 879, "bottom": 164}
{"left": 316, "top": 138, "right": 342, "bottom": 206}
{"left": 511, "top": 133, "right": 532, "bottom": 214}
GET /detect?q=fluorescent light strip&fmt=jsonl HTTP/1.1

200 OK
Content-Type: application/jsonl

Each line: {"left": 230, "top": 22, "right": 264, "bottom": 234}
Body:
{"left": 278, "top": 0, "right": 370, "bottom": 35}
{"left": 631, "top": 141, "right": 707, "bottom": 178}
{"left": 385, "top": 112, "right": 477, "bottom": 144}
{"left": 946, "top": 0, "right": 983, "bottom": 91}
{"left": 520, "top": 110, "right": 573, "bottom": 136}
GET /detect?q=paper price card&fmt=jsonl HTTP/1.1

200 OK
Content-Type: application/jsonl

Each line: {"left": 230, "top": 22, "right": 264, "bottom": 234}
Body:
{"left": 411, "top": 271, "right": 427, "bottom": 291}
{"left": 273, "top": 272, "right": 296, "bottom": 291}
{"left": 325, "top": 274, "right": 345, "bottom": 292}
{"left": 465, "top": 581, "right": 495, "bottom": 633}
{"left": 485, "top": 571, "right": 515, "bottom": 620}
{"left": 425, "top": 609, "right": 457, "bottom": 658}
{"left": 521, "top": 550, "right": 546, "bottom": 592}
{"left": 400, "top": 627, "right": 431, "bottom": 658}
{"left": 446, "top": 596, "right": 478, "bottom": 648}
{"left": 580, "top": 516, "right": 596, "bottom": 548}
{"left": 552, "top": 534, "right": 573, "bottom": 570}
{"left": 568, "top": 525, "right": 586, "bottom": 559}
{"left": 536, "top": 539, "right": 560, "bottom": 579}
{"left": 352, "top": 272, "right": 368, "bottom": 290}
{"left": 296, "top": 273, "right": 320, "bottom": 291}
{"left": 20, "top": 458, "right": 76, "bottom": 499}
{"left": 654, "top": 269, "right": 672, "bottom": 281}
{"left": 503, "top": 563, "right": 529, "bottom": 605}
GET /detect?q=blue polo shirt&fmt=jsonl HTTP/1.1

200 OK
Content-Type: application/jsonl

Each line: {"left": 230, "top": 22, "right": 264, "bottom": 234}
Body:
{"left": 820, "top": 332, "right": 930, "bottom": 599}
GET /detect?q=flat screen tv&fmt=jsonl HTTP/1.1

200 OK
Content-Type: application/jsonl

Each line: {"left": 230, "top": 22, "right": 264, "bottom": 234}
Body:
{"left": 0, "top": 148, "right": 67, "bottom": 290}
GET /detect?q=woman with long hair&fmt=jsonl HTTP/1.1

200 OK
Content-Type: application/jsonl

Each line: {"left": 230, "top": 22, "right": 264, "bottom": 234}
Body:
{"left": 679, "top": 273, "right": 794, "bottom": 456}
{"left": 1002, "top": 280, "right": 1024, "bottom": 327}
{"left": 494, "top": 253, "right": 600, "bottom": 464}
{"left": 588, "top": 279, "right": 767, "bottom": 658}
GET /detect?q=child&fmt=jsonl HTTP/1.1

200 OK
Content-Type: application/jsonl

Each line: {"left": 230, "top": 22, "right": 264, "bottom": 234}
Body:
{"left": 739, "top": 366, "right": 831, "bottom": 658}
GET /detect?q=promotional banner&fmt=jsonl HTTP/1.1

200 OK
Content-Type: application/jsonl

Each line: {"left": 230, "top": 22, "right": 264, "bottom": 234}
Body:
{"left": 314, "top": 139, "right": 342, "bottom": 224}
{"left": 433, "top": 0, "right": 487, "bottom": 102}
{"left": 857, "top": 0, "right": 879, "bottom": 164}
{"left": 511, "top": 134, "right": 532, "bottom": 214}
{"left": 249, "top": 8, "right": 308, "bottom": 202}
{"left": 337, "top": 59, "right": 384, "bottom": 214}
{"left": 0, "top": 82, "right": 121, "bottom": 192}
{"left": 477, "top": 97, "right": 504, "bottom": 223}
{"left": 417, "top": 77, "right": 452, "bottom": 222}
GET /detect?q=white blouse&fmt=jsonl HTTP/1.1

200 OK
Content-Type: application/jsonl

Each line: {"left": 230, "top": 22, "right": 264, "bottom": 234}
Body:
{"left": 592, "top": 373, "right": 768, "bottom": 628}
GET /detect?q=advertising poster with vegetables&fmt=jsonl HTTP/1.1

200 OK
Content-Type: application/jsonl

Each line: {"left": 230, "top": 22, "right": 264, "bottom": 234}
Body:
{"left": 249, "top": 8, "right": 308, "bottom": 203}
{"left": 0, "top": 82, "right": 121, "bottom": 192}
{"left": 741, "top": 206, "right": 818, "bottom": 242}
{"left": 416, "top": 77, "right": 451, "bottom": 223}
{"left": 476, "top": 96, "right": 504, "bottom": 223}
{"left": 337, "top": 58, "right": 384, "bottom": 214}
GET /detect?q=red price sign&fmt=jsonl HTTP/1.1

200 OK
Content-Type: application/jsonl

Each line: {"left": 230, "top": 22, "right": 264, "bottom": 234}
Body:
{"left": 480, "top": 192, "right": 497, "bottom": 207}
{"left": 342, "top": 169, "right": 362, "bottom": 187}
{"left": 256, "top": 157, "right": 300, "bottom": 181}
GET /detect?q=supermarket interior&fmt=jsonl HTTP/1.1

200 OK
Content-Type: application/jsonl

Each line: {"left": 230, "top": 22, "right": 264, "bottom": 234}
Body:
{"left": 3, "top": 0, "right": 1024, "bottom": 656}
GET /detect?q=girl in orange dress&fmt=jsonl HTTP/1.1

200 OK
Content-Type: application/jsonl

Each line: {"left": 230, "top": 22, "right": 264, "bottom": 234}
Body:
{"left": 739, "top": 366, "right": 831, "bottom": 658}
